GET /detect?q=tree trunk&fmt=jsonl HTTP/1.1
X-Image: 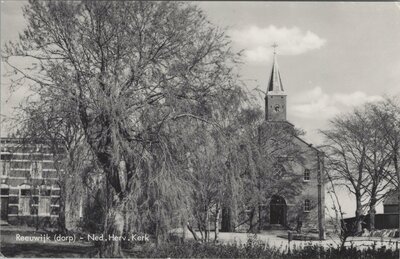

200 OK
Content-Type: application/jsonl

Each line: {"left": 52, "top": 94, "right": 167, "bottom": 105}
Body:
{"left": 198, "top": 222, "right": 204, "bottom": 241}
{"left": 214, "top": 203, "right": 220, "bottom": 242}
{"left": 181, "top": 219, "right": 186, "bottom": 243}
{"left": 100, "top": 200, "right": 125, "bottom": 258}
{"left": 231, "top": 198, "right": 238, "bottom": 232}
{"left": 369, "top": 197, "right": 377, "bottom": 231}
{"left": 58, "top": 180, "right": 67, "bottom": 234}
{"left": 187, "top": 222, "right": 199, "bottom": 241}
{"left": 369, "top": 207, "right": 376, "bottom": 231}
{"left": 100, "top": 174, "right": 125, "bottom": 258}
{"left": 248, "top": 207, "right": 256, "bottom": 233}
{"left": 355, "top": 193, "right": 363, "bottom": 234}
{"left": 205, "top": 206, "right": 210, "bottom": 242}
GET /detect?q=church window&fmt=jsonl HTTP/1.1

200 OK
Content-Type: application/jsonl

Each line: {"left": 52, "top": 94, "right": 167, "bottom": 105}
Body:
{"left": 304, "top": 169, "right": 310, "bottom": 181}
{"left": 304, "top": 199, "right": 311, "bottom": 212}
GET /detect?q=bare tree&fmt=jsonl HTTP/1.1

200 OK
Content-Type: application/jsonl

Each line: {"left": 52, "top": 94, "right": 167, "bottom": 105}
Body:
{"left": 186, "top": 124, "right": 226, "bottom": 242}
{"left": 321, "top": 110, "right": 371, "bottom": 234}
{"left": 325, "top": 166, "right": 350, "bottom": 250}
{"left": 368, "top": 98, "right": 400, "bottom": 234}
{"left": 322, "top": 100, "right": 400, "bottom": 235}
{"left": 3, "top": 1, "right": 244, "bottom": 256}
{"left": 362, "top": 103, "right": 393, "bottom": 230}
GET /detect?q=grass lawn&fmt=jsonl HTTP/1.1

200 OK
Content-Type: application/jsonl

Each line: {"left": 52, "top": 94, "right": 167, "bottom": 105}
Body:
{"left": 1, "top": 243, "right": 96, "bottom": 258}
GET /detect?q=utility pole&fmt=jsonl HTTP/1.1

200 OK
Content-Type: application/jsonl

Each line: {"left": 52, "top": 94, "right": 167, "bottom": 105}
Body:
{"left": 317, "top": 151, "right": 325, "bottom": 240}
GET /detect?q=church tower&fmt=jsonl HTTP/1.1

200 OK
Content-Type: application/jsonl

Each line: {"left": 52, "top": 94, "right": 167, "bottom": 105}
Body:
{"left": 265, "top": 49, "right": 286, "bottom": 121}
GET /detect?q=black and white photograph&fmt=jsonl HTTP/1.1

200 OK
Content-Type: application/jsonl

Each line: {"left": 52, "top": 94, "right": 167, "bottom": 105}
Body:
{"left": 1, "top": 1, "right": 400, "bottom": 258}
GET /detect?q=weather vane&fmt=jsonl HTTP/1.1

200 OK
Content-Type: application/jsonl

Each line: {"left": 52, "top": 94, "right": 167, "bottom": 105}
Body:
{"left": 271, "top": 42, "right": 278, "bottom": 54}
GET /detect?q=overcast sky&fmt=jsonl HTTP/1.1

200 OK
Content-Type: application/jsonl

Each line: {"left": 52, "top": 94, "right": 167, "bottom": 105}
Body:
{"left": 198, "top": 2, "right": 400, "bottom": 143}
{"left": 2, "top": 1, "right": 400, "bottom": 216}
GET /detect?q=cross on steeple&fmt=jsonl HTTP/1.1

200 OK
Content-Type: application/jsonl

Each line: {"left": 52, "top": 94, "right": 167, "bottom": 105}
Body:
{"left": 271, "top": 42, "right": 278, "bottom": 54}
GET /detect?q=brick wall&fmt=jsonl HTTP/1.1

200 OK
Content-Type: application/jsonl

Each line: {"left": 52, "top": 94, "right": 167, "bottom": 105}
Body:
{"left": 0, "top": 138, "right": 61, "bottom": 228}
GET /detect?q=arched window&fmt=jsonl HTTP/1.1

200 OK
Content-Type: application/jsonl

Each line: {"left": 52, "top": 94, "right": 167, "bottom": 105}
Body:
{"left": 304, "top": 199, "right": 311, "bottom": 212}
{"left": 304, "top": 169, "right": 310, "bottom": 181}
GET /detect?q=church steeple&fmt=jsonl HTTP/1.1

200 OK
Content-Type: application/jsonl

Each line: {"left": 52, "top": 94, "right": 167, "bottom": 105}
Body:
{"left": 265, "top": 45, "right": 287, "bottom": 121}
{"left": 267, "top": 52, "right": 285, "bottom": 94}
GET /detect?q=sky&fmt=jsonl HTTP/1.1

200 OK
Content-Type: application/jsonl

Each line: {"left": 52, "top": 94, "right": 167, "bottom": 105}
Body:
{"left": 197, "top": 2, "right": 400, "bottom": 143}
{"left": 1, "top": 2, "right": 400, "bottom": 217}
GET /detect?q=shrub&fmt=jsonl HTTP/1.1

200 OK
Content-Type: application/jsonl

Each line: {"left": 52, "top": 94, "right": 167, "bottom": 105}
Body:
{"left": 125, "top": 238, "right": 400, "bottom": 258}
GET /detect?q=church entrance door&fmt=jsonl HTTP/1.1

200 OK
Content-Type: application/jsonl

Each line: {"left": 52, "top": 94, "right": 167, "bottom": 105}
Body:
{"left": 270, "top": 195, "right": 286, "bottom": 226}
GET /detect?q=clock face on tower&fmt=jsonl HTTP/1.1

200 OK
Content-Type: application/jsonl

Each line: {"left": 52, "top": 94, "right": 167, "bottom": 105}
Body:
{"left": 266, "top": 95, "right": 286, "bottom": 121}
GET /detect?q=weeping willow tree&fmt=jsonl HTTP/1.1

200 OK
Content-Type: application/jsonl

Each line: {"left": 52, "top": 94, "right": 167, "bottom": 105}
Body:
{"left": 186, "top": 121, "right": 232, "bottom": 242}
{"left": 3, "top": 1, "right": 245, "bottom": 256}
{"left": 233, "top": 107, "right": 306, "bottom": 232}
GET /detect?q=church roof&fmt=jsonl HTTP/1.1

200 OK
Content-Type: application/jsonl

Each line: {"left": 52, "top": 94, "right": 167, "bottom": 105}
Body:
{"left": 267, "top": 53, "right": 285, "bottom": 95}
{"left": 260, "top": 121, "right": 323, "bottom": 153}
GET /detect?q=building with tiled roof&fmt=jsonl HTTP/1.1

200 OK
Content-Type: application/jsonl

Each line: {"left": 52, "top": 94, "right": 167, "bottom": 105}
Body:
{"left": 0, "top": 138, "right": 61, "bottom": 227}
{"left": 383, "top": 189, "right": 399, "bottom": 214}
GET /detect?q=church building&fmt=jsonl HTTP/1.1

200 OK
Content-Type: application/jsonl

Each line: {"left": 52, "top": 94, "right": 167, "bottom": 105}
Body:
{"left": 246, "top": 51, "right": 325, "bottom": 238}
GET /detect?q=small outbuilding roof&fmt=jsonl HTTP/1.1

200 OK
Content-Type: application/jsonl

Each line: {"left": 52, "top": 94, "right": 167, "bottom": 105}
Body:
{"left": 383, "top": 190, "right": 399, "bottom": 205}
